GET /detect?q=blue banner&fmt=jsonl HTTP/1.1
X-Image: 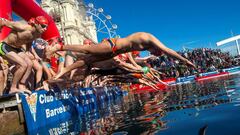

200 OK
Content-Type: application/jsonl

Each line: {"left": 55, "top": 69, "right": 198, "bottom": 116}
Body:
{"left": 20, "top": 90, "right": 79, "bottom": 134}
{"left": 20, "top": 86, "right": 125, "bottom": 134}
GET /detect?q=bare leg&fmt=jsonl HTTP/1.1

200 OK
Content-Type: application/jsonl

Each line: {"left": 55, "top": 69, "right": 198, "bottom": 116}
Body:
{"left": 42, "top": 81, "right": 50, "bottom": 91}
{"left": 3, "top": 64, "right": 8, "bottom": 93}
{"left": 54, "top": 53, "right": 109, "bottom": 80}
{"left": 47, "top": 32, "right": 190, "bottom": 63}
{"left": 0, "top": 70, "right": 4, "bottom": 96}
{"left": 65, "top": 55, "right": 77, "bottom": 79}
{"left": 18, "top": 52, "right": 33, "bottom": 90}
{"left": 42, "top": 61, "right": 53, "bottom": 79}
{"left": 54, "top": 60, "right": 86, "bottom": 79}
{"left": 32, "top": 59, "right": 43, "bottom": 89}
{"left": 57, "top": 55, "right": 65, "bottom": 74}
{"left": 45, "top": 42, "right": 113, "bottom": 57}
{"left": 5, "top": 52, "right": 31, "bottom": 94}
{"left": 0, "top": 61, "right": 8, "bottom": 96}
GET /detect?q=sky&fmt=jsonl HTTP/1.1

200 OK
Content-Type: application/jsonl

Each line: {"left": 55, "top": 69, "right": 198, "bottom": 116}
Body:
{"left": 31, "top": 0, "right": 240, "bottom": 56}
{"left": 87, "top": 0, "right": 240, "bottom": 52}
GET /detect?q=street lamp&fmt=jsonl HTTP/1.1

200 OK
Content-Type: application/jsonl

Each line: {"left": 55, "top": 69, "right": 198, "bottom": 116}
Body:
{"left": 98, "top": 8, "right": 103, "bottom": 13}
{"left": 106, "top": 15, "right": 112, "bottom": 20}
{"left": 88, "top": 3, "right": 94, "bottom": 8}
{"left": 112, "top": 24, "right": 117, "bottom": 30}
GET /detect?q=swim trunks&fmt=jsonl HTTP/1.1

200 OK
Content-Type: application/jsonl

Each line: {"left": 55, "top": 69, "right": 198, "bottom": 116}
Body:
{"left": 102, "top": 38, "right": 118, "bottom": 53}
{"left": 66, "top": 51, "right": 77, "bottom": 61}
{"left": 0, "top": 42, "right": 22, "bottom": 56}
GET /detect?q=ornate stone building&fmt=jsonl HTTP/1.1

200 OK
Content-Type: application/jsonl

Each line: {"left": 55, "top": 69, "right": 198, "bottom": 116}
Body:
{"left": 40, "top": 0, "right": 98, "bottom": 44}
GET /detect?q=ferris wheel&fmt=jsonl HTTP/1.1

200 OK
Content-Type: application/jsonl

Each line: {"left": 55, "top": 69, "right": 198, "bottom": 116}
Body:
{"left": 85, "top": 3, "right": 119, "bottom": 40}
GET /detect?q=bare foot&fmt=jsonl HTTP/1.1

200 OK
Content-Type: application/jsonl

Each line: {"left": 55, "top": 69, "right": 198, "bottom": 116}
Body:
{"left": 35, "top": 81, "right": 50, "bottom": 91}
{"left": 35, "top": 86, "right": 44, "bottom": 91}
{"left": 9, "top": 88, "right": 32, "bottom": 95}
{"left": 43, "top": 81, "right": 50, "bottom": 91}
{"left": 18, "top": 83, "right": 27, "bottom": 90}
{"left": 54, "top": 68, "right": 66, "bottom": 80}
{"left": 22, "top": 89, "right": 32, "bottom": 95}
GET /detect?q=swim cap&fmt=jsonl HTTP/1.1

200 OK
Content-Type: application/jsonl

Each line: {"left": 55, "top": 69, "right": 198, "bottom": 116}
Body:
{"left": 142, "top": 66, "right": 150, "bottom": 74}
{"left": 28, "top": 16, "right": 48, "bottom": 26}
{"left": 35, "top": 16, "right": 48, "bottom": 25}
{"left": 83, "top": 39, "right": 93, "bottom": 45}
{"left": 132, "top": 51, "right": 140, "bottom": 56}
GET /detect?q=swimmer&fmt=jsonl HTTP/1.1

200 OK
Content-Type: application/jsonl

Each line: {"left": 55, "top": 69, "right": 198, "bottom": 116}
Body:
{"left": 46, "top": 32, "right": 195, "bottom": 80}
{"left": 0, "top": 16, "right": 48, "bottom": 94}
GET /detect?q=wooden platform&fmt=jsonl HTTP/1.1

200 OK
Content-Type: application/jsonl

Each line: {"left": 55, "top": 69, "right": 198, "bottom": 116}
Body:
{"left": 0, "top": 94, "right": 18, "bottom": 110}
{"left": 0, "top": 93, "right": 26, "bottom": 134}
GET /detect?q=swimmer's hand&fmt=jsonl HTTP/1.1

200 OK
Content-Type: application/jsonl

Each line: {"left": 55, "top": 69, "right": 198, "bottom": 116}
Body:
{"left": 185, "top": 60, "right": 196, "bottom": 69}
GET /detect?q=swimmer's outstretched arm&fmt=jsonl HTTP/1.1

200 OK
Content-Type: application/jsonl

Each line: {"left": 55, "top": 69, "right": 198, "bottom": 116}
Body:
{"left": 0, "top": 18, "right": 29, "bottom": 31}
{"left": 113, "top": 56, "right": 142, "bottom": 73}
{"left": 149, "top": 34, "right": 196, "bottom": 68}
{"left": 135, "top": 55, "right": 157, "bottom": 61}
{"left": 127, "top": 52, "right": 142, "bottom": 69}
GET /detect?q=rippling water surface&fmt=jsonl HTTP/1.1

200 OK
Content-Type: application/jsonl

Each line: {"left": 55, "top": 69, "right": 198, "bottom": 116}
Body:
{"left": 45, "top": 75, "right": 240, "bottom": 135}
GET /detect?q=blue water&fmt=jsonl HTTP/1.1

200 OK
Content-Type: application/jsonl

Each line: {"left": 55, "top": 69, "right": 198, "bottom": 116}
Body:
{"left": 108, "top": 74, "right": 240, "bottom": 135}
{"left": 35, "top": 74, "right": 240, "bottom": 135}
{"left": 152, "top": 75, "right": 240, "bottom": 135}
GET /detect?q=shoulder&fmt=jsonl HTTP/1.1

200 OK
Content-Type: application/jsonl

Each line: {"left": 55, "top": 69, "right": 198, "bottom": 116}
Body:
{"left": 15, "top": 21, "right": 32, "bottom": 30}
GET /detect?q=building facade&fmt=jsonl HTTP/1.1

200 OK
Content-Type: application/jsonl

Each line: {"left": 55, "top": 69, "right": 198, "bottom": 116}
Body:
{"left": 40, "top": 0, "right": 98, "bottom": 44}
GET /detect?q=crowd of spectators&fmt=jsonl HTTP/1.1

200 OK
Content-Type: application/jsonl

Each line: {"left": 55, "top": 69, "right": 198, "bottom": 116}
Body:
{"left": 148, "top": 48, "right": 240, "bottom": 78}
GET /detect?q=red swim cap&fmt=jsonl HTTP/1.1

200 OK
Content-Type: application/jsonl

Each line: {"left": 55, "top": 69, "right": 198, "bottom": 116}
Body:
{"left": 83, "top": 39, "right": 93, "bottom": 45}
{"left": 35, "top": 16, "right": 48, "bottom": 25}
{"left": 28, "top": 16, "right": 48, "bottom": 26}
{"left": 132, "top": 51, "right": 140, "bottom": 56}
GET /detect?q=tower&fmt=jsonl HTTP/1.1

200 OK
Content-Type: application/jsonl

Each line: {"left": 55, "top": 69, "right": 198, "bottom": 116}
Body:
{"left": 40, "top": 0, "right": 98, "bottom": 44}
